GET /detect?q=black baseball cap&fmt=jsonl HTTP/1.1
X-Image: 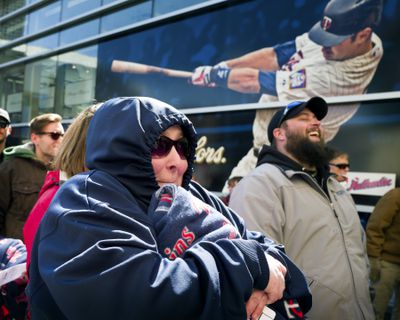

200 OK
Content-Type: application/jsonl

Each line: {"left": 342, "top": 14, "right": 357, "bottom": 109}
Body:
{"left": 267, "top": 97, "right": 328, "bottom": 143}
{"left": 309, "top": 0, "right": 382, "bottom": 47}
{"left": 0, "top": 108, "right": 10, "bottom": 124}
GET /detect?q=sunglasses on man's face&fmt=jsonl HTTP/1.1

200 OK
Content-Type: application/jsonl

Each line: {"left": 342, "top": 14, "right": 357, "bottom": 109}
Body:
{"left": 37, "top": 131, "right": 64, "bottom": 140}
{"left": 152, "top": 135, "right": 189, "bottom": 159}
{"left": 329, "top": 163, "right": 350, "bottom": 170}
{"left": 0, "top": 122, "right": 9, "bottom": 129}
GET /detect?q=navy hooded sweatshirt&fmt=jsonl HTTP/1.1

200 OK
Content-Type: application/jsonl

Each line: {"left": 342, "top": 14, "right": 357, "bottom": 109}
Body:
{"left": 27, "top": 97, "right": 311, "bottom": 319}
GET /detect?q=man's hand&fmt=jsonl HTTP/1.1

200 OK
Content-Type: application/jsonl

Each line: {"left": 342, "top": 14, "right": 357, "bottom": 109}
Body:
{"left": 191, "top": 66, "right": 215, "bottom": 87}
{"left": 191, "top": 65, "right": 231, "bottom": 88}
{"left": 264, "top": 253, "right": 286, "bottom": 304}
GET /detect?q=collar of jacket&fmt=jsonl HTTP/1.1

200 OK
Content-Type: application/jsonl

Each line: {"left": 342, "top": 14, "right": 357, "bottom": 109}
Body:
{"left": 257, "top": 145, "right": 331, "bottom": 190}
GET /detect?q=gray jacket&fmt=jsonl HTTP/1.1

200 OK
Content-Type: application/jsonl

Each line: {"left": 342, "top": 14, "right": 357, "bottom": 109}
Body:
{"left": 230, "top": 147, "right": 374, "bottom": 319}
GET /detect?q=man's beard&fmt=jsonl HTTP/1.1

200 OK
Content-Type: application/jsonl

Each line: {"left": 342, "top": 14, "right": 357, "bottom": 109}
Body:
{"left": 285, "top": 130, "right": 328, "bottom": 168}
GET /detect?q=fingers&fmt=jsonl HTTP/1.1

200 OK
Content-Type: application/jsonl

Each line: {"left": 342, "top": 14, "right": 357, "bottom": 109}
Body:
{"left": 246, "top": 290, "right": 269, "bottom": 320}
{"left": 264, "top": 253, "right": 286, "bottom": 304}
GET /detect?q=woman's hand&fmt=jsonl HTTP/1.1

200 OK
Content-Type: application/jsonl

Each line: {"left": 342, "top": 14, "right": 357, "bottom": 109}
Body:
{"left": 264, "top": 253, "right": 286, "bottom": 303}
{"left": 245, "top": 254, "right": 286, "bottom": 319}
{"left": 246, "top": 289, "right": 269, "bottom": 320}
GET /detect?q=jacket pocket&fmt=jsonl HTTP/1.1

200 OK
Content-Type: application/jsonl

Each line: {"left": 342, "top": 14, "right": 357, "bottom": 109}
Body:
{"left": 10, "top": 181, "right": 41, "bottom": 220}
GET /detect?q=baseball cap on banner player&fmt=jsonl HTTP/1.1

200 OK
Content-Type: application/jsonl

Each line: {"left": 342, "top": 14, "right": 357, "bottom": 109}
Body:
{"left": 309, "top": 0, "right": 383, "bottom": 47}
{"left": 267, "top": 97, "right": 328, "bottom": 144}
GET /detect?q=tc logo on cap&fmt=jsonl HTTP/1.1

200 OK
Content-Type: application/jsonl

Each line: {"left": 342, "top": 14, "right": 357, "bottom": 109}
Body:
{"left": 321, "top": 16, "right": 332, "bottom": 31}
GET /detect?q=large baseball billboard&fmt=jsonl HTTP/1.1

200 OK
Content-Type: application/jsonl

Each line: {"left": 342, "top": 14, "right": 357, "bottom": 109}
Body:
{"left": 95, "top": 0, "right": 400, "bottom": 192}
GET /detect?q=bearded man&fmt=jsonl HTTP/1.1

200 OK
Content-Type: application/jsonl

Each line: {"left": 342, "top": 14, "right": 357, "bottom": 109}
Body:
{"left": 229, "top": 97, "right": 374, "bottom": 319}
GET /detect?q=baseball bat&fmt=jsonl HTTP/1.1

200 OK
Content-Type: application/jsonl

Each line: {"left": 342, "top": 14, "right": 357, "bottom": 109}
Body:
{"left": 111, "top": 60, "right": 192, "bottom": 78}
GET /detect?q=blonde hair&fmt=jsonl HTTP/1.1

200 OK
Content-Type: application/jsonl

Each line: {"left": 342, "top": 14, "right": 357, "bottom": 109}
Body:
{"left": 54, "top": 104, "right": 101, "bottom": 178}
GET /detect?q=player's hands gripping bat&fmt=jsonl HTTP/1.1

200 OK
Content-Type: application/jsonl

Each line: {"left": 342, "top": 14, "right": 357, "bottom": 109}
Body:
{"left": 191, "top": 65, "right": 231, "bottom": 88}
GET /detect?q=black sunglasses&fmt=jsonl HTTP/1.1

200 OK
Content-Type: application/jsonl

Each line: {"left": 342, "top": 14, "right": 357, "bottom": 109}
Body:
{"left": 277, "top": 101, "right": 304, "bottom": 127}
{"left": 152, "top": 136, "right": 189, "bottom": 159}
{"left": 329, "top": 163, "right": 350, "bottom": 170}
{"left": 37, "top": 131, "right": 64, "bottom": 140}
{"left": 0, "top": 122, "right": 9, "bottom": 129}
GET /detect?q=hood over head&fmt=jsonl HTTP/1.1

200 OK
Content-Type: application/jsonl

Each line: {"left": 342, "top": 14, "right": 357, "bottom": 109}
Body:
{"left": 3, "top": 142, "right": 36, "bottom": 160}
{"left": 85, "top": 97, "right": 197, "bottom": 208}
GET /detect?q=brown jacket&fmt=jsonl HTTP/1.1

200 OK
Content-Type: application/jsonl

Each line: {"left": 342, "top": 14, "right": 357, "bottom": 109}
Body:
{"left": 0, "top": 142, "right": 48, "bottom": 239}
{"left": 367, "top": 188, "right": 400, "bottom": 265}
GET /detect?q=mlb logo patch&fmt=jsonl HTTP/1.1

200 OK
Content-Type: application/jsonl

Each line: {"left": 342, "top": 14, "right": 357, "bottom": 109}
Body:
{"left": 289, "top": 69, "right": 306, "bottom": 89}
{"left": 321, "top": 16, "right": 332, "bottom": 31}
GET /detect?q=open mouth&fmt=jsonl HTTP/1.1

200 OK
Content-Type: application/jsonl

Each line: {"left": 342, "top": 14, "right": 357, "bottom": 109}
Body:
{"left": 308, "top": 130, "right": 320, "bottom": 138}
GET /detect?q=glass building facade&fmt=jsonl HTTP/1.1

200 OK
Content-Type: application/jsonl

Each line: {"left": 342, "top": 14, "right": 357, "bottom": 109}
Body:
{"left": 0, "top": 0, "right": 209, "bottom": 131}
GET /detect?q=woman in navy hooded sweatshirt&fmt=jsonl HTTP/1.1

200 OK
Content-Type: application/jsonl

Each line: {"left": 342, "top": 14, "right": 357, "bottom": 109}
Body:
{"left": 27, "top": 97, "right": 311, "bottom": 320}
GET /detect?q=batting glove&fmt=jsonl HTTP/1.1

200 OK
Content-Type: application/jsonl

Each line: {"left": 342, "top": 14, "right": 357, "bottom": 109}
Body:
{"left": 191, "top": 66, "right": 231, "bottom": 88}
{"left": 191, "top": 66, "right": 214, "bottom": 87}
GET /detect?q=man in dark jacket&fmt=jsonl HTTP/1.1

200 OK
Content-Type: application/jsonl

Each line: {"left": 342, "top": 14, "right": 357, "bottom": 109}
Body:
{"left": 0, "top": 113, "right": 63, "bottom": 239}
{"left": 230, "top": 97, "right": 374, "bottom": 319}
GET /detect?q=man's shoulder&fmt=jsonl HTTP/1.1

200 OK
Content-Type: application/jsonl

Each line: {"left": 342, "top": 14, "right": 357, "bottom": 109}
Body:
{"left": 0, "top": 155, "right": 39, "bottom": 170}
{"left": 0, "top": 155, "right": 31, "bottom": 171}
{"left": 246, "top": 163, "right": 292, "bottom": 188}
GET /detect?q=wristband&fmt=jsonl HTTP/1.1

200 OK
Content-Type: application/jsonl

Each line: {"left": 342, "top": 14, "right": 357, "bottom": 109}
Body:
{"left": 210, "top": 67, "right": 231, "bottom": 88}
{"left": 216, "top": 61, "right": 228, "bottom": 68}
{"left": 258, "top": 71, "right": 278, "bottom": 96}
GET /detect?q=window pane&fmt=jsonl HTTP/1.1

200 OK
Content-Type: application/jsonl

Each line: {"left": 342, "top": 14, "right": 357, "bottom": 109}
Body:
{"left": 26, "top": 33, "right": 59, "bottom": 56}
{"left": 0, "top": 0, "right": 26, "bottom": 16}
{"left": 0, "top": 16, "right": 27, "bottom": 41}
{"left": 153, "top": 0, "right": 204, "bottom": 16}
{"left": 57, "top": 45, "right": 98, "bottom": 119}
{"left": 0, "top": 66, "right": 25, "bottom": 123}
{"left": 100, "top": 2, "right": 151, "bottom": 33}
{"left": 61, "top": 0, "right": 102, "bottom": 21}
{"left": 101, "top": 0, "right": 118, "bottom": 5}
{"left": 27, "top": 1, "right": 61, "bottom": 35}
{"left": 0, "top": 44, "right": 26, "bottom": 64}
{"left": 24, "top": 58, "right": 57, "bottom": 117}
{"left": 60, "top": 19, "right": 99, "bottom": 46}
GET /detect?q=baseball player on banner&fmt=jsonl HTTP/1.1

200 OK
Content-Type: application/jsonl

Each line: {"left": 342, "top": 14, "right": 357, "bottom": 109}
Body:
{"left": 190, "top": 0, "right": 383, "bottom": 190}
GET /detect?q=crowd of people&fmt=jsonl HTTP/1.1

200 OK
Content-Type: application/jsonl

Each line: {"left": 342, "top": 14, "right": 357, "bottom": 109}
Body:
{"left": 0, "top": 94, "right": 398, "bottom": 319}
{"left": 0, "top": 0, "right": 398, "bottom": 318}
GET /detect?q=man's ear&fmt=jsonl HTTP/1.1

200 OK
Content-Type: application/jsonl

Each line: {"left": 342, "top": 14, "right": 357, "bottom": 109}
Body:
{"left": 357, "top": 27, "right": 372, "bottom": 43}
{"left": 6, "top": 126, "right": 11, "bottom": 137}
{"left": 273, "top": 127, "right": 284, "bottom": 142}
{"left": 31, "top": 133, "right": 39, "bottom": 145}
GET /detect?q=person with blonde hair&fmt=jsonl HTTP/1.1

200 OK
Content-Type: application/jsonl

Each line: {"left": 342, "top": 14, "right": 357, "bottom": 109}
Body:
{"left": 23, "top": 104, "right": 100, "bottom": 270}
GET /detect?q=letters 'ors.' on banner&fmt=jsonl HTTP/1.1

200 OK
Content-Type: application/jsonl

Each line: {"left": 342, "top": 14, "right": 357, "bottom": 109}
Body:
{"left": 344, "top": 172, "right": 396, "bottom": 196}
